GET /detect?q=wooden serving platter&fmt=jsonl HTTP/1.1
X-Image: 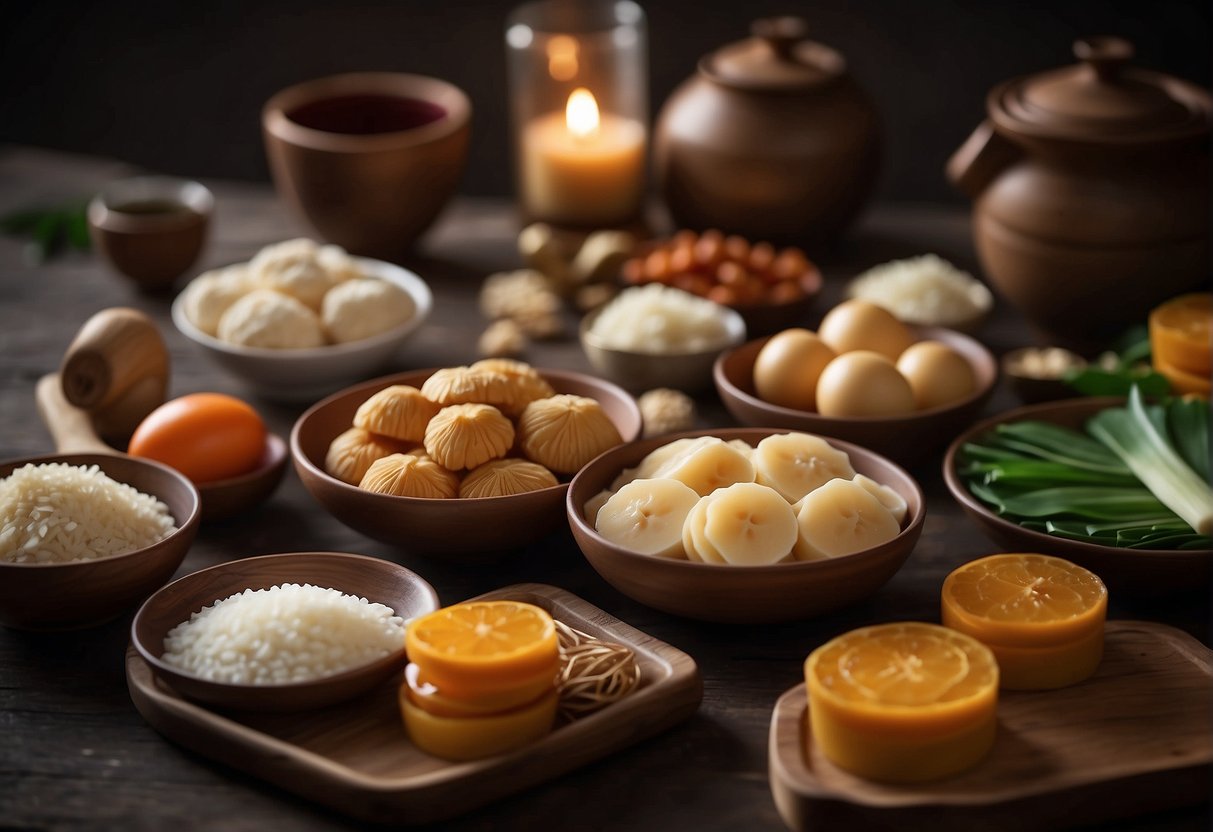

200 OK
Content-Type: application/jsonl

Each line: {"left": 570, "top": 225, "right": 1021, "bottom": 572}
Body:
{"left": 127, "top": 583, "right": 702, "bottom": 824}
{"left": 768, "top": 621, "right": 1212, "bottom": 831}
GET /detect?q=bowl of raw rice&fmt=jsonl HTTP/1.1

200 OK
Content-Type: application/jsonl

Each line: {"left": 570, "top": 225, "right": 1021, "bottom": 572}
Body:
{"left": 0, "top": 453, "right": 201, "bottom": 630}
{"left": 130, "top": 551, "right": 439, "bottom": 711}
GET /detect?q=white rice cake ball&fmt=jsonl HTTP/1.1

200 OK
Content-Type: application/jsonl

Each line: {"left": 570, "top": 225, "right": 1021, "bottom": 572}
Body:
{"left": 322, "top": 278, "right": 416, "bottom": 344}
{"left": 218, "top": 288, "right": 326, "bottom": 349}
{"left": 249, "top": 238, "right": 338, "bottom": 311}
{"left": 180, "top": 265, "right": 254, "bottom": 336}
{"left": 316, "top": 244, "right": 366, "bottom": 283}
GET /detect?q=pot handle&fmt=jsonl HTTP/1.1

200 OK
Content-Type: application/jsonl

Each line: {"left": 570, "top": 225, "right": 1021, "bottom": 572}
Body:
{"left": 946, "top": 120, "right": 1020, "bottom": 199}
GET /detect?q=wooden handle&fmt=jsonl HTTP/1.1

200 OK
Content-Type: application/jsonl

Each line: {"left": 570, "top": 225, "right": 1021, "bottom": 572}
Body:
{"left": 59, "top": 307, "right": 169, "bottom": 440}
{"left": 946, "top": 120, "right": 1021, "bottom": 199}
{"left": 36, "top": 373, "right": 116, "bottom": 455}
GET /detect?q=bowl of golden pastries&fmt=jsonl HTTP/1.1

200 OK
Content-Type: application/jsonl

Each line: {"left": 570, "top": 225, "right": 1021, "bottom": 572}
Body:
{"left": 290, "top": 360, "right": 642, "bottom": 560}
{"left": 172, "top": 237, "right": 432, "bottom": 401}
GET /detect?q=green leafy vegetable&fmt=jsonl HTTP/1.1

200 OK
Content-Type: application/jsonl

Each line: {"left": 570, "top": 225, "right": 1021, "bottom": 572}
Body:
{"left": 0, "top": 201, "right": 91, "bottom": 263}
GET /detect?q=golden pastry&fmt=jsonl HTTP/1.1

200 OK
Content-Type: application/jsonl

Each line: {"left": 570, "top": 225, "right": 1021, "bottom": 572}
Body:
{"left": 358, "top": 452, "right": 460, "bottom": 499}
{"left": 353, "top": 385, "right": 439, "bottom": 443}
{"left": 469, "top": 358, "right": 556, "bottom": 415}
{"left": 459, "top": 458, "right": 559, "bottom": 498}
{"left": 420, "top": 366, "right": 514, "bottom": 410}
{"left": 324, "top": 427, "right": 410, "bottom": 485}
{"left": 423, "top": 403, "right": 515, "bottom": 470}
{"left": 517, "top": 395, "right": 622, "bottom": 474}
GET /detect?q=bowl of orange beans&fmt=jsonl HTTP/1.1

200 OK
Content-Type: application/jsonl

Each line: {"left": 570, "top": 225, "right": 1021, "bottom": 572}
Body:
{"left": 621, "top": 230, "right": 823, "bottom": 335}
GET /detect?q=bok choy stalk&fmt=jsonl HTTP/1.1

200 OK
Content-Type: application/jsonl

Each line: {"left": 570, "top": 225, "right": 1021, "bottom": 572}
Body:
{"left": 1086, "top": 387, "right": 1213, "bottom": 535}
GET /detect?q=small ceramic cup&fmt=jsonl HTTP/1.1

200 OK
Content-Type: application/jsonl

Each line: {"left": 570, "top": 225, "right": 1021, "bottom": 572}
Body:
{"left": 88, "top": 176, "right": 213, "bottom": 292}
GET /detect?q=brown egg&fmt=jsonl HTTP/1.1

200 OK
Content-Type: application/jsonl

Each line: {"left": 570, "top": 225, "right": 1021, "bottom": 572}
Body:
{"left": 817, "top": 299, "right": 916, "bottom": 361}
{"left": 752, "top": 329, "right": 837, "bottom": 411}
{"left": 896, "top": 341, "right": 977, "bottom": 410}
{"left": 816, "top": 351, "right": 916, "bottom": 418}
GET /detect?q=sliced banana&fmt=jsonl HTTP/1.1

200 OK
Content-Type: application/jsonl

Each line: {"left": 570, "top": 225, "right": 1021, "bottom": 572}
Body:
{"left": 794, "top": 478, "right": 900, "bottom": 561}
{"left": 752, "top": 432, "right": 856, "bottom": 503}
{"left": 702, "top": 482, "right": 798, "bottom": 566}
{"left": 682, "top": 492, "right": 726, "bottom": 564}
{"left": 652, "top": 437, "right": 754, "bottom": 497}
{"left": 727, "top": 439, "right": 755, "bottom": 458}
{"left": 595, "top": 478, "right": 700, "bottom": 558}
{"left": 610, "top": 436, "right": 703, "bottom": 491}
{"left": 583, "top": 488, "right": 614, "bottom": 522}
{"left": 852, "top": 473, "right": 908, "bottom": 524}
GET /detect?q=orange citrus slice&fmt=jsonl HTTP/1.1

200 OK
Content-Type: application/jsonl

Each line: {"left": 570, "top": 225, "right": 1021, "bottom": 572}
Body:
{"left": 805, "top": 622, "right": 998, "bottom": 782}
{"left": 1150, "top": 292, "right": 1211, "bottom": 376}
{"left": 1154, "top": 354, "right": 1211, "bottom": 397}
{"left": 404, "top": 662, "right": 557, "bottom": 718}
{"left": 406, "top": 601, "right": 558, "bottom": 693}
{"left": 399, "top": 683, "right": 557, "bottom": 761}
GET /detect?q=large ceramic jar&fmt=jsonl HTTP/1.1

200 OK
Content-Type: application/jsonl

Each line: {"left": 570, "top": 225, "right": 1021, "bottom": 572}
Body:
{"left": 948, "top": 37, "right": 1210, "bottom": 348}
{"left": 654, "top": 17, "right": 880, "bottom": 246}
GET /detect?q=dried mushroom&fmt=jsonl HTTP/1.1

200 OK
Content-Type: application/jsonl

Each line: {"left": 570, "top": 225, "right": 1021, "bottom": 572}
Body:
{"left": 353, "top": 385, "right": 439, "bottom": 443}
{"left": 359, "top": 452, "right": 460, "bottom": 499}
{"left": 325, "top": 427, "right": 410, "bottom": 485}
{"left": 459, "top": 458, "right": 559, "bottom": 498}
{"left": 518, "top": 394, "right": 623, "bottom": 474}
{"left": 424, "top": 403, "right": 515, "bottom": 471}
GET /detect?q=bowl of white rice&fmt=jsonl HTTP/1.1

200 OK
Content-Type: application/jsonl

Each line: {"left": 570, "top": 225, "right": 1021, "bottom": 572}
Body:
{"left": 0, "top": 453, "right": 200, "bottom": 630}
{"left": 131, "top": 551, "right": 439, "bottom": 711}
{"left": 579, "top": 284, "right": 746, "bottom": 394}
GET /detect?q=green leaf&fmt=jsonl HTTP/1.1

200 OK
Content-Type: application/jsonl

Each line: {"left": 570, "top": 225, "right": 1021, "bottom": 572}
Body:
{"left": 986, "top": 485, "right": 1170, "bottom": 521}
{"left": 1168, "top": 397, "right": 1211, "bottom": 481}
{"left": 993, "top": 422, "right": 1130, "bottom": 475}
{"left": 1064, "top": 366, "right": 1171, "bottom": 398}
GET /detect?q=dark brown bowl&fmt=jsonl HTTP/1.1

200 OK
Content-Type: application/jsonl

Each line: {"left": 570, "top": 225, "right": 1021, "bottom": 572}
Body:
{"left": 714, "top": 326, "right": 998, "bottom": 467}
{"left": 567, "top": 428, "right": 925, "bottom": 623}
{"left": 131, "top": 552, "right": 439, "bottom": 712}
{"left": 291, "top": 368, "right": 642, "bottom": 561}
{"left": 197, "top": 434, "right": 289, "bottom": 521}
{"left": 943, "top": 397, "right": 1212, "bottom": 597}
{"left": 731, "top": 266, "right": 823, "bottom": 336}
{"left": 262, "top": 72, "right": 470, "bottom": 262}
{"left": 0, "top": 453, "right": 200, "bottom": 630}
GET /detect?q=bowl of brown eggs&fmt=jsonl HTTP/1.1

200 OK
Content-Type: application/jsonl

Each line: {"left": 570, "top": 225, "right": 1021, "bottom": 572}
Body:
{"left": 291, "top": 360, "right": 642, "bottom": 560}
{"left": 713, "top": 299, "right": 998, "bottom": 467}
{"left": 172, "top": 237, "right": 432, "bottom": 402}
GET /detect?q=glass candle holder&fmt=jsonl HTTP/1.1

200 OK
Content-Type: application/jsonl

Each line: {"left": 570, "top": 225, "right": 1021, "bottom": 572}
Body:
{"left": 506, "top": 0, "right": 648, "bottom": 229}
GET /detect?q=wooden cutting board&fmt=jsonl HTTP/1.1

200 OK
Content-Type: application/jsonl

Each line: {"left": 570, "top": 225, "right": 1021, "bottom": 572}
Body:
{"left": 768, "top": 620, "right": 1212, "bottom": 831}
{"left": 127, "top": 583, "right": 702, "bottom": 824}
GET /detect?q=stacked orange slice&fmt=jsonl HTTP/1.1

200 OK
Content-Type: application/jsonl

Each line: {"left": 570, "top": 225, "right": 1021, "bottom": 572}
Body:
{"left": 1149, "top": 293, "right": 1211, "bottom": 396}
{"left": 805, "top": 622, "right": 999, "bottom": 783}
{"left": 941, "top": 553, "right": 1107, "bottom": 690}
{"left": 400, "top": 601, "right": 560, "bottom": 760}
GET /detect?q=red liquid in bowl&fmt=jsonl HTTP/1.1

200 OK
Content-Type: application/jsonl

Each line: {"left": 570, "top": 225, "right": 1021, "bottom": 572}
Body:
{"left": 286, "top": 94, "right": 447, "bottom": 135}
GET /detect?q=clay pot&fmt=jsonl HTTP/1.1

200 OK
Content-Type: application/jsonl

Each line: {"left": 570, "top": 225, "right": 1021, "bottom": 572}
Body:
{"left": 948, "top": 37, "right": 1211, "bottom": 349}
{"left": 654, "top": 17, "right": 880, "bottom": 246}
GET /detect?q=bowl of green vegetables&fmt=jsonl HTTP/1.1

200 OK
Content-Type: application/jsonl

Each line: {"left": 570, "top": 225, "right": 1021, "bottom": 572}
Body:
{"left": 944, "top": 389, "right": 1211, "bottom": 596}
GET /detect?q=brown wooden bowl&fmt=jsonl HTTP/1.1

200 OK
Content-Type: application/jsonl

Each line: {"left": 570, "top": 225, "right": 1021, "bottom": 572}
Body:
{"left": 131, "top": 551, "right": 439, "bottom": 712}
{"left": 291, "top": 368, "right": 642, "bottom": 561}
{"left": 0, "top": 453, "right": 200, "bottom": 630}
{"left": 567, "top": 428, "right": 925, "bottom": 623}
{"left": 196, "top": 434, "right": 290, "bottom": 521}
{"left": 714, "top": 326, "right": 998, "bottom": 467}
{"left": 943, "top": 397, "right": 1213, "bottom": 597}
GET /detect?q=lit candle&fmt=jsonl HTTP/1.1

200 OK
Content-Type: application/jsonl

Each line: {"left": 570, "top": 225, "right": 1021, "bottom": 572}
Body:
{"left": 521, "top": 88, "right": 646, "bottom": 227}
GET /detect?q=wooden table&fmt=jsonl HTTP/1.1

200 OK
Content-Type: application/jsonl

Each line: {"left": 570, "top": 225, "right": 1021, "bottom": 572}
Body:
{"left": 1, "top": 146, "right": 1208, "bottom": 831}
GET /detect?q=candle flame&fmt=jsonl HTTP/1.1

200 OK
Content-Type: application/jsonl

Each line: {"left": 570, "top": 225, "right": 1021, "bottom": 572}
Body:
{"left": 566, "top": 88, "right": 599, "bottom": 138}
{"left": 547, "top": 35, "right": 579, "bottom": 81}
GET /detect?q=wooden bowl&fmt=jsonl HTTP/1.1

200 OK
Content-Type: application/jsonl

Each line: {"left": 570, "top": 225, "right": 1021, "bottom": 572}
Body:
{"left": 579, "top": 303, "right": 747, "bottom": 395}
{"left": 567, "top": 428, "right": 925, "bottom": 623}
{"left": 171, "top": 256, "right": 433, "bottom": 402}
{"left": 714, "top": 326, "right": 998, "bottom": 467}
{"left": 0, "top": 453, "right": 200, "bottom": 630}
{"left": 131, "top": 552, "right": 439, "bottom": 712}
{"left": 943, "top": 397, "right": 1212, "bottom": 597}
{"left": 197, "top": 434, "right": 289, "bottom": 521}
{"left": 291, "top": 368, "right": 642, "bottom": 561}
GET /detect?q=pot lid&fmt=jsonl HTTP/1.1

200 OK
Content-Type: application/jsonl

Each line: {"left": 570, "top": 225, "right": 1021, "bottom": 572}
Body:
{"left": 700, "top": 17, "right": 848, "bottom": 92}
{"left": 992, "top": 36, "right": 1210, "bottom": 142}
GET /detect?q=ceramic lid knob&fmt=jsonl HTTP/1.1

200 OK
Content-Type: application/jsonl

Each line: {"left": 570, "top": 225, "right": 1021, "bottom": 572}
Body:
{"left": 752, "top": 17, "right": 809, "bottom": 62}
{"left": 1073, "top": 35, "right": 1134, "bottom": 84}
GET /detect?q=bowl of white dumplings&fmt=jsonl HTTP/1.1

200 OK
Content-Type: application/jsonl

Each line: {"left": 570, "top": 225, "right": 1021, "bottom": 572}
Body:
{"left": 171, "top": 238, "right": 432, "bottom": 401}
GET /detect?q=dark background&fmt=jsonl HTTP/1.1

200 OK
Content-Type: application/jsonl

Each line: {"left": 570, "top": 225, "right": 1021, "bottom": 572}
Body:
{"left": 3, "top": 0, "right": 1209, "bottom": 204}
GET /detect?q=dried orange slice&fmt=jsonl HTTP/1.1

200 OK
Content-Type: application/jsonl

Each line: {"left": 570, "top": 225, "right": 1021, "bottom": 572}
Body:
{"left": 942, "top": 554, "right": 1107, "bottom": 690}
{"left": 406, "top": 601, "right": 558, "bottom": 695}
{"left": 805, "top": 622, "right": 998, "bottom": 783}
{"left": 399, "top": 683, "right": 557, "bottom": 761}
{"left": 403, "top": 662, "right": 557, "bottom": 718}
{"left": 1150, "top": 292, "right": 1211, "bottom": 376}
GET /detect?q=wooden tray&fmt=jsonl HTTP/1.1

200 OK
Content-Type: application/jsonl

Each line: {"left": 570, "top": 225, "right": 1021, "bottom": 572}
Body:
{"left": 769, "top": 621, "right": 1212, "bottom": 832}
{"left": 127, "top": 583, "right": 702, "bottom": 824}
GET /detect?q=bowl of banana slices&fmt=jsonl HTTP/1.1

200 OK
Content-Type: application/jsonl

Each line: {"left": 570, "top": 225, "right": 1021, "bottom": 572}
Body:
{"left": 566, "top": 427, "right": 924, "bottom": 623}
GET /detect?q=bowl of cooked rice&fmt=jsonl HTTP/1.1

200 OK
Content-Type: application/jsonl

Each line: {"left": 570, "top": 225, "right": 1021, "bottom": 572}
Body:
{"left": 0, "top": 453, "right": 200, "bottom": 630}
{"left": 130, "top": 551, "right": 439, "bottom": 711}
